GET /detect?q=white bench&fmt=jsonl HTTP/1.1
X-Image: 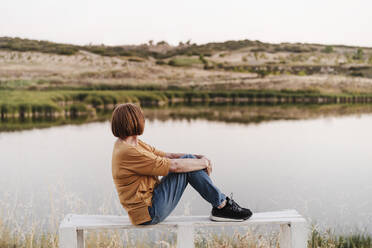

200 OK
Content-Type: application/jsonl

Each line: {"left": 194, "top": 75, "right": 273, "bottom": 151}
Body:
{"left": 59, "top": 209, "right": 307, "bottom": 248}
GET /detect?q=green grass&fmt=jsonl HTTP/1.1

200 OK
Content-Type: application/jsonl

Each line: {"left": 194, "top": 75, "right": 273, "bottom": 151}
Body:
{"left": 2, "top": 89, "right": 372, "bottom": 119}
{"left": 0, "top": 90, "right": 170, "bottom": 117}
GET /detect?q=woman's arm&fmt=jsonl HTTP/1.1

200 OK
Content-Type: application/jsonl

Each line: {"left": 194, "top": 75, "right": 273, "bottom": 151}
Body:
{"left": 165, "top": 153, "right": 205, "bottom": 159}
{"left": 169, "top": 157, "right": 211, "bottom": 174}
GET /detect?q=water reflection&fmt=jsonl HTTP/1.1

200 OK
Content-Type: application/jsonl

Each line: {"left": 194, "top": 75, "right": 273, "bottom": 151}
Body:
{"left": 2, "top": 103, "right": 372, "bottom": 132}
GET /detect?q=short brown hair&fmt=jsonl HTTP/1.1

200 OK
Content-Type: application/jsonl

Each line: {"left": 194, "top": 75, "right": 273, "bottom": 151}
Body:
{"left": 111, "top": 103, "right": 145, "bottom": 139}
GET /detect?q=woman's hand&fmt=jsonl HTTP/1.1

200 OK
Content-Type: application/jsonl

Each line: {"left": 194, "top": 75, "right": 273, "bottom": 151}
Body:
{"left": 193, "top": 154, "right": 205, "bottom": 159}
{"left": 201, "top": 157, "right": 212, "bottom": 176}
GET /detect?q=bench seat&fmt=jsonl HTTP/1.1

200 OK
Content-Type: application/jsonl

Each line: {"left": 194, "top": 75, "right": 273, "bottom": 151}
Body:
{"left": 59, "top": 209, "right": 308, "bottom": 248}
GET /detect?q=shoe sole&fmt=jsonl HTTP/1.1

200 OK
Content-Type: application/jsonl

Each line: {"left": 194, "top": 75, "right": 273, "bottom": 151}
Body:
{"left": 209, "top": 215, "right": 250, "bottom": 222}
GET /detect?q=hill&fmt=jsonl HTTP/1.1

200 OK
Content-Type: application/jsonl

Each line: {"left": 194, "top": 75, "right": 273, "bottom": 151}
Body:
{"left": 1, "top": 36, "right": 372, "bottom": 94}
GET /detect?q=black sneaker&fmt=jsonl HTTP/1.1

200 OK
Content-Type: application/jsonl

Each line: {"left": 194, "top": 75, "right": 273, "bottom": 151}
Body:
{"left": 210, "top": 196, "right": 252, "bottom": 222}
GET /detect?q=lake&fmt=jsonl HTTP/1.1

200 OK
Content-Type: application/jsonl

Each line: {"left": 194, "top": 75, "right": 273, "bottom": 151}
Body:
{"left": 1, "top": 104, "right": 372, "bottom": 236}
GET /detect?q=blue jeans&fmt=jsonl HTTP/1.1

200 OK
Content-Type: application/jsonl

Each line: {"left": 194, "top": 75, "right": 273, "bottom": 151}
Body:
{"left": 140, "top": 154, "right": 226, "bottom": 225}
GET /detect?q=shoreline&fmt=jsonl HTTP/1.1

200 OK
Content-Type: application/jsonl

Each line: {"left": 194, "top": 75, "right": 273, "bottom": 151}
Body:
{"left": 3, "top": 88, "right": 372, "bottom": 118}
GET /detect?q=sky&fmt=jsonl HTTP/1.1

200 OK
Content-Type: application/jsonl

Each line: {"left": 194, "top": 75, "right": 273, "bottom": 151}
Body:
{"left": 1, "top": 0, "right": 372, "bottom": 47}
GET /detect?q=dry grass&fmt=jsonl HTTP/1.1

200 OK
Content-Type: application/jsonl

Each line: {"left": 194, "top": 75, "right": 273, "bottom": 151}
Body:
{"left": 2, "top": 49, "right": 372, "bottom": 93}
{"left": 1, "top": 183, "right": 372, "bottom": 247}
{"left": 194, "top": 228, "right": 279, "bottom": 248}
{"left": 0, "top": 185, "right": 277, "bottom": 248}
{"left": 0, "top": 50, "right": 254, "bottom": 90}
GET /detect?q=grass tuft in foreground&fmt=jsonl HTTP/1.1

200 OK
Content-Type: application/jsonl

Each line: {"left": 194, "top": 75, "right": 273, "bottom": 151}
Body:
{"left": 309, "top": 227, "right": 372, "bottom": 248}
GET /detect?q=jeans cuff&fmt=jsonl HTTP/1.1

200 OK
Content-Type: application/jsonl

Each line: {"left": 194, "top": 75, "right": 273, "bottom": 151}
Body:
{"left": 213, "top": 193, "right": 226, "bottom": 208}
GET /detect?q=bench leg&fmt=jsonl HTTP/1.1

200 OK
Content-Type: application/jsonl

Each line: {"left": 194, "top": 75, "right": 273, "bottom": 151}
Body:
{"left": 279, "top": 224, "right": 291, "bottom": 248}
{"left": 77, "top": 230, "right": 85, "bottom": 248}
{"left": 59, "top": 227, "right": 85, "bottom": 248}
{"left": 59, "top": 227, "right": 78, "bottom": 248}
{"left": 177, "top": 224, "right": 194, "bottom": 248}
{"left": 279, "top": 221, "right": 307, "bottom": 248}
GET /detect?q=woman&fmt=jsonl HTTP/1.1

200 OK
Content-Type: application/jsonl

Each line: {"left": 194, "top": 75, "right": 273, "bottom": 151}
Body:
{"left": 111, "top": 103, "right": 252, "bottom": 225}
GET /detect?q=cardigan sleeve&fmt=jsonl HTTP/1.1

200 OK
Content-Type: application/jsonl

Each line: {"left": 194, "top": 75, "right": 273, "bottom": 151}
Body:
{"left": 138, "top": 139, "right": 166, "bottom": 157}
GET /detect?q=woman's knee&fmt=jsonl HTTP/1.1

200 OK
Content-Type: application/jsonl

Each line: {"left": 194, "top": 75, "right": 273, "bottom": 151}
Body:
{"left": 180, "top": 154, "right": 197, "bottom": 159}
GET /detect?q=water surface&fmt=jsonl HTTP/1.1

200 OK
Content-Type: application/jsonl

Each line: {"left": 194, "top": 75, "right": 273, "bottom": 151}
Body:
{"left": 1, "top": 110, "right": 372, "bottom": 234}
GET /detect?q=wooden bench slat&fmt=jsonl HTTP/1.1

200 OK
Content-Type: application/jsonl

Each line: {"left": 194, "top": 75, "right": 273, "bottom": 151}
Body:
{"left": 60, "top": 210, "right": 306, "bottom": 230}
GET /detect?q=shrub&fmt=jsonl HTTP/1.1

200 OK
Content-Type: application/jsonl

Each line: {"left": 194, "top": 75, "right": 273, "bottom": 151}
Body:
{"left": 351, "top": 72, "right": 364, "bottom": 77}
{"left": 84, "top": 95, "right": 103, "bottom": 108}
{"left": 100, "top": 94, "right": 117, "bottom": 106}
{"left": 256, "top": 69, "right": 270, "bottom": 78}
{"left": 168, "top": 57, "right": 202, "bottom": 67}
{"left": 274, "top": 44, "right": 316, "bottom": 53}
{"left": 251, "top": 47, "right": 266, "bottom": 52}
{"left": 74, "top": 93, "right": 89, "bottom": 101}
{"left": 322, "top": 46, "right": 334, "bottom": 53}
{"left": 0, "top": 104, "right": 14, "bottom": 118}
{"left": 155, "top": 60, "right": 166, "bottom": 65}
{"left": 368, "top": 56, "right": 372, "bottom": 65}
{"left": 43, "top": 104, "right": 60, "bottom": 115}
{"left": 18, "top": 103, "right": 31, "bottom": 118}
{"left": 298, "top": 70, "right": 307, "bottom": 76}
{"left": 199, "top": 54, "right": 207, "bottom": 65}
{"left": 128, "top": 57, "right": 145, "bottom": 62}
{"left": 353, "top": 48, "right": 364, "bottom": 60}
{"left": 68, "top": 103, "right": 88, "bottom": 117}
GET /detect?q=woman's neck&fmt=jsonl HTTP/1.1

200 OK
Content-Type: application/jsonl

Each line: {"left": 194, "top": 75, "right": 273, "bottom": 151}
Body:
{"left": 123, "top": 135, "right": 138, "bottom": 147}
